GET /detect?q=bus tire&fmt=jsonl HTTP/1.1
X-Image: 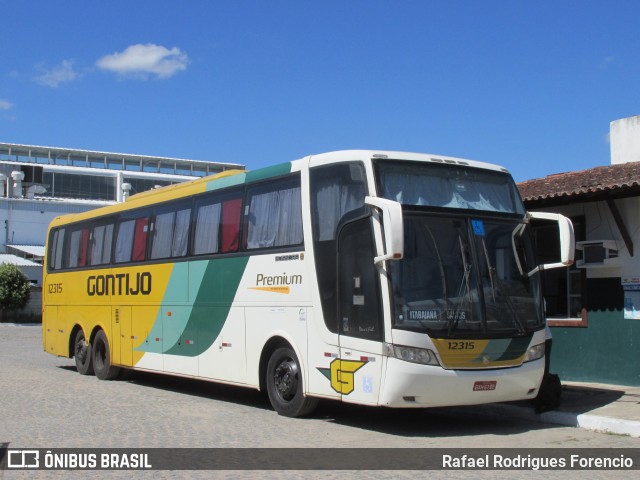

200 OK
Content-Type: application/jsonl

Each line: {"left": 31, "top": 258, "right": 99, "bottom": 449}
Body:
{"left": 266, "top": 347, "right": 318, "bottom": 417}
{"left": 73, "top": 329, "right": 94, "bottom": 376}
{"left": 92, "top": 330, "right": 121, "bottom": 381}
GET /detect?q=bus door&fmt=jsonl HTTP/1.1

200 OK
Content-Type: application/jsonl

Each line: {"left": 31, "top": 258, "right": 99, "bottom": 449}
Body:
{"left": 336, "top": 217, "right": 384, "bottom": 405}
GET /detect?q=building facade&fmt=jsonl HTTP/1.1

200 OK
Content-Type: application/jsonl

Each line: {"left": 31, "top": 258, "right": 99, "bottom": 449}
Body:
{"left": 518, "top": 116, "right": 640, "bottom": 386}
{"left": 0, "top": 142, "right": 244, "bottom": 319}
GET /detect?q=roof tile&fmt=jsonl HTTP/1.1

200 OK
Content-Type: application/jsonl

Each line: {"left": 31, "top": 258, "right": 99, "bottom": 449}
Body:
{"left": 517, "top": 162, "right": 640, "bottom": 202}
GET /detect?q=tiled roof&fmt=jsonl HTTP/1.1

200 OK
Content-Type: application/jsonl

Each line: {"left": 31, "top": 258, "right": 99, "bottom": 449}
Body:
{"left": 517, "top": 161, "right": 640, "bottom": 204}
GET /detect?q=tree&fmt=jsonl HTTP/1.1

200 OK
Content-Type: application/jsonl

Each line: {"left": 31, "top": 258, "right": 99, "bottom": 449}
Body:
{"left": 0, "top": 263, "right": 31, "bottom": 321}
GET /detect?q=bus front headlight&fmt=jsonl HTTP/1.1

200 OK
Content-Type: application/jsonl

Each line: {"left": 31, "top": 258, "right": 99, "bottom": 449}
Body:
{"left": 384, "top": 343, "right": 440, "bottom": 366}
{"left": 524, "top": 343, "right": 545, "bottom": 363}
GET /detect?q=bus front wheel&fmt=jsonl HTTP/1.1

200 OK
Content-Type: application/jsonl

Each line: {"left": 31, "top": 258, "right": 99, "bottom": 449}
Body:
{"left": 74, "top": 329, "right": 94, "bottom": 376}
{"left": 266, "top": 347, "right": 318, "bottom": 417}
{"left": 92, "top": 330, "right": 121, "bottom": 381}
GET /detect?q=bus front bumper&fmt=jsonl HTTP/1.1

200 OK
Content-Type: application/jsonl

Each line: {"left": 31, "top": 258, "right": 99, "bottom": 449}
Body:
{"left": 379, "top": 357, "right": 544, "bottom": 408}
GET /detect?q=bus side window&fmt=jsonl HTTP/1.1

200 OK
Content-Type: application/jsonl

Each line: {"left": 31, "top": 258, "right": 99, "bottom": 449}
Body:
{"left": 221, "top": 197, "right": 242, "bottom": 253}
{"left": 172, "top": 208, "right": 191, "bottom": 257}
{"left": 132, "top": 217, "right": 149, "bottom": 262}
{"left": 48, "top": 228, "right": 66, "bottom": 271}
{"left": 90, "top": 223, "right": 114, "bottom": 266}
{"left": 193, "top": 200, "right": 222, "bottom": 255}
{"left": 67, "top": 227, "right": 90, "bottom": 268}
{"left": 245, "top": 176, "right": 302, "bottom": 250}
{"left": 115, "top": 219, "right": 135, "bottom": 263}
{"left": 193, "top": 191, "right": 242, "bottom": 256}
{"left": 150, "top": 206, "right": 191, "bottom": 259}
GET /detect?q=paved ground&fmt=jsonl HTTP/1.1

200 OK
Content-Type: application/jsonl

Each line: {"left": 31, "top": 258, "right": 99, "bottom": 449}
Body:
{"left": 1, "top": 324, "right": 638, "bottom": 479}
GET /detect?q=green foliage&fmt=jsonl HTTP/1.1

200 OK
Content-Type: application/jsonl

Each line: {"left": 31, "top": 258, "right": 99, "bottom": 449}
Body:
{"left": 0, "top": 263, "right": 31, "bottom": 312}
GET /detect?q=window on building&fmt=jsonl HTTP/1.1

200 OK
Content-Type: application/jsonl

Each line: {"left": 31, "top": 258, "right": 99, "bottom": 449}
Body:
{"left": 41, "top": 172, "right": 116, "bottom": 201}
{"left": 535, "top": 215, "right": 586, "bottom": 326}
{"left": 124, "top": 177, "right": 173, "bottom": 196}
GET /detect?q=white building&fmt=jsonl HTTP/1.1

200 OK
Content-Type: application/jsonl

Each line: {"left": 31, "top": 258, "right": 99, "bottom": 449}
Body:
{"left": 0, "top": 142, "right": 244, "bottom": 291}
{"left": 517, "top": 115, "right": 640, "bottom": 386}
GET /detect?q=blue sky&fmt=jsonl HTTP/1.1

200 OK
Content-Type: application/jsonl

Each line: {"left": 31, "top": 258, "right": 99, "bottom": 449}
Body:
{"left": 1, "top": 1, "right": 639, "bottom": 181}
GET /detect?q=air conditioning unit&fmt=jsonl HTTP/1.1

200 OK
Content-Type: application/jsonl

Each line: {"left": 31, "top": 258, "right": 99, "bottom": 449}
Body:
{"left": 576, "top": 240, "right": 619, "bottom": 268}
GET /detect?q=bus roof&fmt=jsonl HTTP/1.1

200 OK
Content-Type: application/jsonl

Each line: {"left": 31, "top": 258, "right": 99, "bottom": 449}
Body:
{"left": 47, "top": 150, "right": 511, "bottom": 228}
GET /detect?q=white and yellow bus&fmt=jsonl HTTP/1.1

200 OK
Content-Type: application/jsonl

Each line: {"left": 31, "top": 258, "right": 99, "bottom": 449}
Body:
{"left": 43, "top": 150, "right": 574, "bottom": 417}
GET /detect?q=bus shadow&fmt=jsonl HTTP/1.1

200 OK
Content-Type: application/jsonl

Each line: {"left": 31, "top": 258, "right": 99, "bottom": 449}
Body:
{"left": 310, "top": 401, "right": 557, "bottom": 438}
{"left": 57, "top": 365, "right": 558, "bottom": 438}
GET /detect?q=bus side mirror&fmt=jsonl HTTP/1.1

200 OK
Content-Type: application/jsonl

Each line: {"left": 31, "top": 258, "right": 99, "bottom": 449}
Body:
{"left": 364, "top": 196, "right": 404, "bottom": 264}
{"left": 527, "top": 212, "right": 575, "bottom": 275}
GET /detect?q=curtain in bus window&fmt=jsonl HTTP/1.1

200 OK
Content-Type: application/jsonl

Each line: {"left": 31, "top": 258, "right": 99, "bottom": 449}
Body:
{"left": 115, "top": 220, "right": 135, "bottom": 263}
{"left": 221, "top": 198, "right": 241, "bottom": 252}
{"left": 314, "top": 180, "right": 364, "bottom": 241}
{"left": 49, "top": 230, "right": 60, "bottom": 270}
{"left": 78, "top": 229, "right": 90, "bottom": 267}
{"left": 67, "top": 230, "right": 82, "bottom": 267}
{"left": 442, "top": 179, "right": 512, "bottom": 212}
{"left": 247, "top": 186, "right": 302, "bottom": 249}
{"left": 132, "top": 218, "right": 149, "bottom": 261}
{"left": 151, "top": 212, "right": 175, "bottom": 259}
{"left": 382, "top": 172, "right": 513, "bottom": 212}
{"left": 171, "top": 208, "right": 191, "bottom": 257}
{"left": 383, "top": 174, "right": 452, "bottom": 206}
{"left": 90, "top": 224, "right": 113, "bottom": 265}
{"left": 54, "top": 229, "right": 65, "bottom": 270}
{"left": 194, "top": 202, "right": 221, "bottom": 255}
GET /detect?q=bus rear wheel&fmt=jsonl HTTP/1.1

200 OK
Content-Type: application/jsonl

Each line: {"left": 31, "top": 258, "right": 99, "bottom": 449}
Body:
{"left": 266, "top": 347, "right": 318, "bottom": 417}
{"left": 73, "top": 329, "right": 94, "bottom": 376}
{"left": 92, "top": 330, "right": 121, "bottom": 380}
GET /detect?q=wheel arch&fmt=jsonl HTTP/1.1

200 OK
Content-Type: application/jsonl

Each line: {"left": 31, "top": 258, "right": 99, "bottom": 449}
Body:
{"left": 89, "top": 322, "right": 109, "bottom": 346}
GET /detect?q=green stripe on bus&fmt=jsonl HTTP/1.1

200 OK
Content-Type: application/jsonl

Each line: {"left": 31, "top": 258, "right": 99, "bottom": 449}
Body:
{"left": 245, "top": 163, "right": 291, "bottom": 183}
{"left": 205, "top": 173, "right": 247, "bottom": 191}
{"left": 494, "top": 335, "right": 532, "bottom": 361}
{"left": 162, "top": 256, "right": 250, "bottom": 357}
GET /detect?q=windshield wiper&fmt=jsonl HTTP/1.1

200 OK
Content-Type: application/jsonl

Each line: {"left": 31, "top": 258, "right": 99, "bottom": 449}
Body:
{"left": 424, "top": 225, "right": 449, "bottom": 310}
{"left": 481, "top": 238, "right": 526, "bottom": 335}
{"left": 448, "top": 235, "right": 472, "bottom": 336}
{"left": 481, "top": 239, "right": 496, "bottom": 303}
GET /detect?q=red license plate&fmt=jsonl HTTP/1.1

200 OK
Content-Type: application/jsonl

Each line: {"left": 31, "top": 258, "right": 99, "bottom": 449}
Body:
{"left": 473, "top": 381, "right": 497, "bottom": 391}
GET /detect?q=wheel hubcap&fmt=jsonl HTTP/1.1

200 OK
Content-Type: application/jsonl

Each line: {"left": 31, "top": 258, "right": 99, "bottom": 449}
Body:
{"left": 75, "top": 339, "right": 87, "bottom": 364}
{"left": 274, "top": 359, "right": 298, "bottom": 401}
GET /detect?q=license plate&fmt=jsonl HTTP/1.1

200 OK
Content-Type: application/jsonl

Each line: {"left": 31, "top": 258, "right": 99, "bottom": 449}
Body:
{"left": 473, "top": 381, "right": 497, "bottom": 391}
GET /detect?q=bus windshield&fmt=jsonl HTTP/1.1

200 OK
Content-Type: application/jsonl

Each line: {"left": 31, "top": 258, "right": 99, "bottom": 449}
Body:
{"left": 389, "top": 214, "right": 544, "bottom": 337}
{"left": 375, "top": 160, "right": 525, "bottom": 214}
{"left": 374, "top": 159, "right": 542, "bottom": 338}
